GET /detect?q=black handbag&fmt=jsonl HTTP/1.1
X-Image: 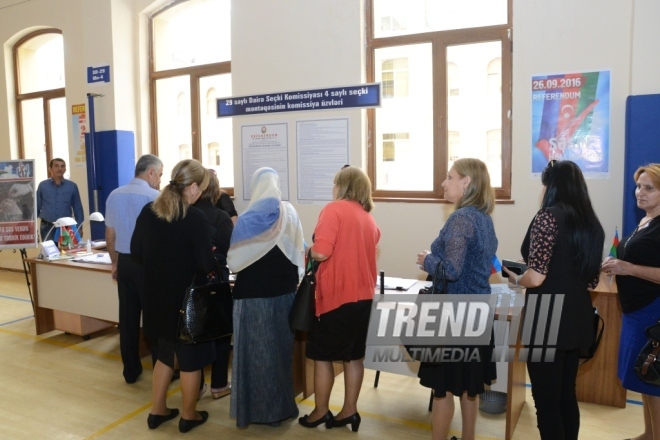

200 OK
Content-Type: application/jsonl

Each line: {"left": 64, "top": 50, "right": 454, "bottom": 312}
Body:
{"left": 578, "top": 307, "right": 604, "bottom": 364}
{"left": 177, "top": 274, "right": 233, "bottom": 344}
{"left": 404, "top": 261, "right": 447, "bottom": 362}
{"left": 634, "top": 321, "right": 660, "bottom": 386}
{"left": 289, "top": 251, "right": 317, "bottom": 332}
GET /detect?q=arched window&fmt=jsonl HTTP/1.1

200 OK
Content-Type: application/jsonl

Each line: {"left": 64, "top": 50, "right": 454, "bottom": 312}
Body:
{"left": 206, "top": 88, "right": 216, "bottom": 116}
{"left": 488, "top": 58, "right": 502, "bottom": 95}
{"left": 13, "top": 29, "right": 69, "bottom": 183}
{"left": 447, "top": 62, "right": 459, "bottom": 97}
{"left": 150, "top": 0, "right": 233, "bottom": 192}
{"left": 179, "top": 144, "right": 191, "bottom": 160}
{"left": 207, "top": 142, "right": 220, "bottom": 165}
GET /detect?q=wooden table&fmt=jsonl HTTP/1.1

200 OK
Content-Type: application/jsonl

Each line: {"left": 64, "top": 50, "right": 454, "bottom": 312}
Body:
{"left": 576, "top": 272, "right": 626, "bottom": 407}
{"left": 25, "top": 255, "right": 117, "bottom": 338}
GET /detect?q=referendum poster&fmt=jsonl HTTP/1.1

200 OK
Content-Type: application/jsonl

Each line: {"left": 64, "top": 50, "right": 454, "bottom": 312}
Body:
{"left": 0, "top": 159, "right": 37, "bottom": 249}
{"left": 531, "top": 70, "right": 610, "bottom": 177}
{"left": 72, "top": 104, "right": 87, "bottom": 167}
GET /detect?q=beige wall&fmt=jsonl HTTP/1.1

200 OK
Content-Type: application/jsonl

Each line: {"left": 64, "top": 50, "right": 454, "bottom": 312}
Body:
{"left": 0, "top": 0, "right": 658, "bottom": 276}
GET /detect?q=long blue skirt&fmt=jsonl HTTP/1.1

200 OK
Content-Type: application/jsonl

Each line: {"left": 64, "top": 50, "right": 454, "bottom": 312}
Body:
{"left": 618, "top": 296, "right": 660, "bottom": 396}
{"left": 229, "top": 292, "right": 297, "bottom": 427}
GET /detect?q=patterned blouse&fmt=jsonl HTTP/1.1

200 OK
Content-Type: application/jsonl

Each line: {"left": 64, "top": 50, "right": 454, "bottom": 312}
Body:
{"left": 527, "top": 209, "right": 599, "bottom": 289}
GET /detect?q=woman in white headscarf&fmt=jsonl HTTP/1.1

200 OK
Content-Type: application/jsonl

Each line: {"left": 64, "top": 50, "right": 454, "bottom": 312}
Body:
{"left": 227, "top": 167, "right": 305, "bottom": 428}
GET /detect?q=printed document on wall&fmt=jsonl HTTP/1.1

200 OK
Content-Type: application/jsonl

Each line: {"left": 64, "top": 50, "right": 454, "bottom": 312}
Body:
{"left": 296, "top": 118, "right": 349, "bottom": 203}
{"left": 241, "top": 123, "right": 290, "bottom": 200}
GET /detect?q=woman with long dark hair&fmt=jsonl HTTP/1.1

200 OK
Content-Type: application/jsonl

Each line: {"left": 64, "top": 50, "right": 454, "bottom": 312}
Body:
{"left": 504, "top": 160, "right": 605, "bottom": 440}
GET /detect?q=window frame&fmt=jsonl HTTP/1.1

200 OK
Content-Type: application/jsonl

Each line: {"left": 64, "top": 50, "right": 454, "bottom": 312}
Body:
{"left": 13, "top": 29, "right": 66, "bottom": 169}
{"left": 148, "top": 0, "right": 233, "bottom": 195}
{"left": 365, "top": 0, "right": 512, "bottom": 202}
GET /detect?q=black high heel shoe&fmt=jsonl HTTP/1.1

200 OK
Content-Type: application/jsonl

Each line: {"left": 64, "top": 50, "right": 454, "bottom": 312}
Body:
{"left": 332, "top": 413, "right": 361, "bottom": 432}
{"left": 298, "top": 411, "right": 334, "bottom": 428}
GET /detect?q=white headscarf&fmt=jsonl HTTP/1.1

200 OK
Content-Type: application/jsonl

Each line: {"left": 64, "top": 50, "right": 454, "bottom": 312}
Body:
{"left": 227, "top": 168, "right": 305, "bottom": 275}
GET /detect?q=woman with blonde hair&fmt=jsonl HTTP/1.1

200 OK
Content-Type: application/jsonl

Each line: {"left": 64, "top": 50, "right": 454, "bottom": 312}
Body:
{"left": 299, "top": 166, "right": 380, "bottom": 432}
{"left": 132, "top": 159, "right": 217, "bottom": 433}
{"left": 415, "top": 158, "right": 498, "bottom": 440}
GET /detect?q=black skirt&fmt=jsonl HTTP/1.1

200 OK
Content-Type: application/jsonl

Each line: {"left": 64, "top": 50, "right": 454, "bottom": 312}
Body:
{"left": 306, "top": 300, "right": 372, "bottom": 362}
{"left": 418, "top": 338, "right": 497, "bottom": 398}
{"left": 157, "top": 337, "right": 215, "bottom": 372}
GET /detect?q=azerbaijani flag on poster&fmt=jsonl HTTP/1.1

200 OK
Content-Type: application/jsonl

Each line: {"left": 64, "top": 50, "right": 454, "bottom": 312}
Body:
{"left": 531, "top": 70, "right": 610, "bottom": 175}
{"left": 609, "top": 227, "right": 619, "bottom": 258}
{"left": 491, "top": 255, "right": 502, "bottom": 275}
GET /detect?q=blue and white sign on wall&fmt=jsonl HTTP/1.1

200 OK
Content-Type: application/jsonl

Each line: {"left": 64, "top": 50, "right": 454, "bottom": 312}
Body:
{"left": 87, "top": 65, "right": 111, "bottom": 84}
{"left": 217, "top": 83, "right": 381, "bottom": 118}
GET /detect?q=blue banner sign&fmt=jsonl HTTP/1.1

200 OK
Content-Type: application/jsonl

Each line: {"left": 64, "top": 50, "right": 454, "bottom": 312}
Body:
{"left": 217, "top": 83, "right": 381, "bottom": 118}
{"left": 87, "top": 65, "right": 110, "bottom": 84}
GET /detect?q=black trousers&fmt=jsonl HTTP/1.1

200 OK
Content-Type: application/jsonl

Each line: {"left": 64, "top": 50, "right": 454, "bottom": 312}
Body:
{"left": 526, "top": 349, "right": 581, "bottom": 440}
{"left": 117, "top": 253, "right": 156, "bottom": 382}
{"left": 211, "top": 335, "right": 232, "bottom": 388}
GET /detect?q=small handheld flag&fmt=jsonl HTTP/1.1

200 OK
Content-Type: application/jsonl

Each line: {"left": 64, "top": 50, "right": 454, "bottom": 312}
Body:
{"left": 608, "top": 228, "right": 619, "bottom": 258}
{"left": 491, "top": 255, "right": 502, "bottom": 275}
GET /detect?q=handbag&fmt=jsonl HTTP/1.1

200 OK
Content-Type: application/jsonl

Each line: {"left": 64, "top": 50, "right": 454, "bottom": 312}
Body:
{"left": 289, "top": 250, "right": 317, "bottom": 332}
{"left": 404, "top": 261, "right": 447, "bottom": 362}
{"left": 634, "top": 321, "right": 660, "bottom": 386}
{"left": 177, "top": 272, "right": 233, "bottom": 344}
{"left": 578, "top": 307, "right": 604, "bottom": 364}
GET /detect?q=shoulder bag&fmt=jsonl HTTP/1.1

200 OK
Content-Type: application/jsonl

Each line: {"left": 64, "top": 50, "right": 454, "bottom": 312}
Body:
{"left": 578, "top": 307, "right": 604, "bottom": 364}
{"left": 289, "top": 250, "right": 317, "bottom": 332}
{"left": 634, "top": 321, "right": 660, "bottom": 386}
{"left": 404, "top": 261, "right": 447, "bottom": 362}
{"left": 178, "top": 271, "right": 233, "bottom": 344}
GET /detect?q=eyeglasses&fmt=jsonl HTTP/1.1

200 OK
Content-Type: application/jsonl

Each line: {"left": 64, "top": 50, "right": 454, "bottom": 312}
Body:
{"left": 341, "top": 164, "right": 350, "bottom": 169}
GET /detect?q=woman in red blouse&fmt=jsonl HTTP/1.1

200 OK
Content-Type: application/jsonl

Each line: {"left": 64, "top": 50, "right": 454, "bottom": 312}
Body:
{"left": 298, "top": 166, "right": 381, "bottom": 432}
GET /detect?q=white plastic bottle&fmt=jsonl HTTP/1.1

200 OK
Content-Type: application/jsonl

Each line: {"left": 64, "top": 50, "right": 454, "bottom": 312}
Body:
{"left": 86, "top": 239, "right": 92, "bottom": 253}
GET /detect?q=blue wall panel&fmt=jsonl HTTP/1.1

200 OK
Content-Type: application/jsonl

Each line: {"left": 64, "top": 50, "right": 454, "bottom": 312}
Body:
{"left": 623, "top": 95, "right": 660, "bottom": 237}
{"left": 85, "top": 130, "right": 135, "bottom": 240}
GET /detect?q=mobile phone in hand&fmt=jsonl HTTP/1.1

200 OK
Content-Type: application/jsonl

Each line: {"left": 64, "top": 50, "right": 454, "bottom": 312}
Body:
{"left": 501, "top": 259, "right": 528, "bottom": 278}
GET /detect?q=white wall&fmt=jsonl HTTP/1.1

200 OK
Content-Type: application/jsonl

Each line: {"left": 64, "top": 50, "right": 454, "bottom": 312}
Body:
{"left": 0, "top": 0, "right": 658, "bottom": 274}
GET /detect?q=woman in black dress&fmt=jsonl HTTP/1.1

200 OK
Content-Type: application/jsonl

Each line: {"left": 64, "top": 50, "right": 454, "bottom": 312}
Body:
{"left": 193, "top": 170, "right": 233, "bottom": 399}
{"left": 602, "top": 163, "right": 660, "bottom": 440}
{"left": 504, "top": 160, "right": 604, "bottom": 440}
{"left": 131, "top": 159, "right": 217, "bottom": 433}
{"left": 215, "top": 189, "right": 238, "bottom": 224}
